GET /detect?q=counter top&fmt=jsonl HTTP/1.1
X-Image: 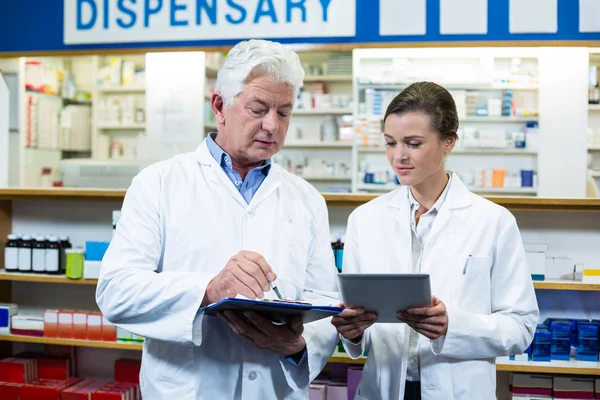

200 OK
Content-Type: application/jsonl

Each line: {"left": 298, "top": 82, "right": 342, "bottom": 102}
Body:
{"left": 0, "top": 188, "right": 599, "bottom": 211}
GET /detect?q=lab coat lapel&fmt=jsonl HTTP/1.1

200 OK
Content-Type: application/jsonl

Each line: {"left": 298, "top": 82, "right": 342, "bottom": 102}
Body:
{"left": 386, "top": 187, "right": 412, "bottom": 274}
{"left": 426, "top": 174, "right": 472, "bottom": 251}
{"left": 194, "top": 140, "right": 249, "bottom": 209}
{"left": 249, "top": 167, "right": 282, "bottom": 210}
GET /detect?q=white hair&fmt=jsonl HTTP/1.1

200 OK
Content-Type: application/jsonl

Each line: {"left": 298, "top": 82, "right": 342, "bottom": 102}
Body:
{"left": 215, "top": 39, "right": 305, "bottom": 107}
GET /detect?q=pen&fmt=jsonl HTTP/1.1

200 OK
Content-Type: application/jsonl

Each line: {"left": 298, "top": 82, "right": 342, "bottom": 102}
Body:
{"left": 463, "top": 255, "right": 472, "bottom": 275}
{"left": 269, "top": 280, "right": 284, "bottom": 300}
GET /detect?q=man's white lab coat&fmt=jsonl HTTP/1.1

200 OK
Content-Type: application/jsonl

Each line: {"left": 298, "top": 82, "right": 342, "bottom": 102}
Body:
{"left": 96, "top": 139, "right": 340, "bottom": 400}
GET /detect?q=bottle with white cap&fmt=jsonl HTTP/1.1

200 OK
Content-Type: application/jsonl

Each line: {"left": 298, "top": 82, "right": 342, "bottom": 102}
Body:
{"left": 45, "top": 236, "right": 61, "bottom": 275}
{"left": 4, "top": 234, "right": 20, "bottom": 272}
{"left": 32, "top": 235, "right": 47, "bottom": 273}
{"left": 18, "top": 235, "right": 33, "bottom": 272}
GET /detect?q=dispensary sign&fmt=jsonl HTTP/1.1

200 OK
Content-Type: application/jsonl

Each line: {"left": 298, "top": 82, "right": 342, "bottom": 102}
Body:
{"left": 63, "top": 0, "right": 356, "bottom": 44}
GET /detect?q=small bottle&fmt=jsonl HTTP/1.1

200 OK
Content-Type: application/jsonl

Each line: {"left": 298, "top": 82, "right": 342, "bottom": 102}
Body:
{"left": 4, "top": 234, "right": 20, "bottom": 272}
{"left": 45, "top": 236, "right": 61, "bottom": 275}
{"left": 31, "top": 235, "right": 47, "bottom": 273}
{"left": 59, "top": 236, "right": 72, "bottom": 273}
{"left": 18, "top": 235, "right": 33, "bottom": 272}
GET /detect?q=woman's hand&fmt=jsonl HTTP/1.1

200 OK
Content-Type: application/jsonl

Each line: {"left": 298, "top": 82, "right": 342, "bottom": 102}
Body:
{"left": 331, "top": 303, "right": 378, "bottom": 342}
{"left": 398, "top": 296, "right": 448, "bottom": 340}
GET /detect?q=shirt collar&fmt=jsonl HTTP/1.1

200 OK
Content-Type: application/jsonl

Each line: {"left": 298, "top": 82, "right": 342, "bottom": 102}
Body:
{"left": 408, "top": 172, "right": 453, "bottom": 212}
{"left": 206, "top": 132, "right": 272, "bottom": 175}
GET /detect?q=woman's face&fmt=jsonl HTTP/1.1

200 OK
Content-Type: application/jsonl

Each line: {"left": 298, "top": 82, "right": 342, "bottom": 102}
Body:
{"left": 384, "top": 112, "right": 455, "bottom": 187}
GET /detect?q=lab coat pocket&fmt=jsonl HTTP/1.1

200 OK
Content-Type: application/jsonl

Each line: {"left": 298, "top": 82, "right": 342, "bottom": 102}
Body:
{"left": 282, "top": 220, "right": 310, "bottom": 281}
{"left": 453, "top": 256, "right": 493, "bottom": 313}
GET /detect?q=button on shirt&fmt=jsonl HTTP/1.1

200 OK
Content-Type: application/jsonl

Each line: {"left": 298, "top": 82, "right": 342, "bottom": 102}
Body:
{"left": 405, "top": 173, "right": 452, "bottom": 381}
{"left": 206, "top": 132, "right": 271, "bottom": 204}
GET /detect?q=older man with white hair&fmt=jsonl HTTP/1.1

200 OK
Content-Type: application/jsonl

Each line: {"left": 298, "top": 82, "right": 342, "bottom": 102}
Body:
{"left": 96, "top": 39, "right": 340, "bottom": 399}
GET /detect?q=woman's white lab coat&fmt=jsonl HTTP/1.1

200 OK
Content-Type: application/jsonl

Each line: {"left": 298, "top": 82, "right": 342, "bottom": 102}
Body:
{"left": 341, "top": 174, "right": 539, "bottom": 400}
{"left": 96, "top": 140, "right": 340, "bottom": 400}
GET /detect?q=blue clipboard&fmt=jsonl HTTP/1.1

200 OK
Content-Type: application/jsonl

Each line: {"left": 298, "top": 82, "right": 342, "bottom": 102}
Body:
{"left": 204, "top": 298, "right": 344, "bottom": 325}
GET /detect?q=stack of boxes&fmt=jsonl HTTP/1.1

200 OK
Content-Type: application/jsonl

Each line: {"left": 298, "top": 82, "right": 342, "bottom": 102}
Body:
{"left": 505, "top": 318, "right": 599, "bottom": 364}
{"left": 0, "top": 356, "right": 141, "bottom": 400}
{"left": 511, "top": 374, "right": 599, "bottom": 400}
{"left": 310, "top": 363, "right": 363, "bottom": 400}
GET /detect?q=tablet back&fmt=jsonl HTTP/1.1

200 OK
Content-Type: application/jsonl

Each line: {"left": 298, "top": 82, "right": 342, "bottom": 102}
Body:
{"left": 337, "top": 273, "right": 432, "bottom": 323}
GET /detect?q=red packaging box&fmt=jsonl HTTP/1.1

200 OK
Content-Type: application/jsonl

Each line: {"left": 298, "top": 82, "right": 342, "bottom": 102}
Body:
{"left": 39, "top": 357, "right": 71, "bottom": 380}
{"left": 60, "top": 380, "right": 109, "bottom": 400}
{"left": 0, "top": 382, "right": 23, "bottom": 400}
{"left": 0, "top": 357, "right": 38, "bottom": 383}
{"left": 58, "top": 311, "right": 74, "bottom": 339}
{"left": 101, "top": 317, "right": 117, "bottom": 342}
{"left": 103, "top": 382, "right": 139, "bottom": 400}
{"left": 91, "top": 387, "right": 130, "bottom": 400}
{"left": 44, "top": 310, "right": 59, "bottom": 338}
{"left": 73, "top": 312, "right": 88, "bottom": 340}
{"left": 21, "top": 378, "right": 82, "bottom": 400}
{"left": 114, "top": 359, "right": 141, "bottom": 384}
{"left": 87, "top": 313, "right": 103, "bottom": 341}
{"left": 45, "top": 345, "right": 77, "bottom": 375}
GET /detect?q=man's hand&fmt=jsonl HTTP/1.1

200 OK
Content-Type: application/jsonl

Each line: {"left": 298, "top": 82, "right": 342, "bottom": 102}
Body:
{"left": 331, "top": 303, "right": 378, "bottom": 342}
{"left": 397, "top": 296, "right": 448, "bottom": 340}
{"left": 218, "top": 311, "right": 306, "bottom": 357}
{"left": 202, "top": 251, "right": 275, "bottom": 307}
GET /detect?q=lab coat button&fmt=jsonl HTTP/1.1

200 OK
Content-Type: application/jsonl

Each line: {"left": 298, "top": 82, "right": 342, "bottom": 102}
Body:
{"left": 246, "top": 210, "right": 255, "bottom": 218}
{"left": 248, "top": 371, "right": 257, "bottom": 381}
{"left": 409, "top": 358, "right": 416, "bottom": 366}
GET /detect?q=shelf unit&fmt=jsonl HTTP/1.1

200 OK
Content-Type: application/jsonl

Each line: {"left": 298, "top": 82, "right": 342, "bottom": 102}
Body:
{"left": 1, "top": 269, "right": 597, "bottom": 291}
{"left": 351, "top": 49, "right": 541, "bottom": 195}
{"left": 1, "top": 189, "right": 600, "bottom": 210}
{"left": 1, "top": 190, "right": 600, "bottom": 384}
{"left": 293, "top": 108, "right": 353, "bottom": 115}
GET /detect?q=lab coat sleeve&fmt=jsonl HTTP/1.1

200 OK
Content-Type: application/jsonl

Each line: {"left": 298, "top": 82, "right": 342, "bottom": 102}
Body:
{"left": 339, "top": 211, "right": 370, "bottom": 359}
{"left": 96, "top": 170, "right": 213, "bottom": 346}
{"left": 279, "top": 195, "right": 341, "bottom": 391}
{"left": 431, "top": 212, "right": 539, "bottom": 359}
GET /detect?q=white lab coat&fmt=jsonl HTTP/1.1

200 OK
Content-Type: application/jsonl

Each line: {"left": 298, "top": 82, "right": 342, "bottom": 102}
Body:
{"left": 96, "top": 139, "right": 340, "bottom": 400}
{"left": 341, "top": 174, "right": 539, "bottom": 400}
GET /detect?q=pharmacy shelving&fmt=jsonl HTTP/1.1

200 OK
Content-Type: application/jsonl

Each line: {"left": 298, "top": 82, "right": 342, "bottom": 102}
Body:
{"left": 304, "top": 75, "right": 353, "bottom": 83}
{"left": 357, "top": 147, "right": 537, "bottom": 156}
{"left": 589, "top": 146, "right": 600, "bottom": 151}
{"left": 97, "top": 124, "right": 145, "bottom": 131}
{"left": 300, "top": 175, "right": 352, "bottom": 182}
{"left": 293, "top": 108, "right": 353, "bottom": 115}
{"left": 591, "top": 170, "right": 600, "bottom": 178}
{"left": 97, "top": 86, "right": 145, "bottom": 94}
{"left": 495, "top": 360, "right": 600, "bottom": 376}
{"left": 284, "top": 142, "right": 353, "bottom": 149}
{"left": 589, "top": 104, "right": 600, "bottom": 111}
{"left": 470, "top": 187, "right": 538, "bottom": 195}
{"left": 0, "top": 270, "right": 97, "bottom": 285}
{"left": 356, "top": 82, "right": 539, "bottom": 91}
{"left": 0, "top": 334, "right": 143, "bottom": 351}
{"left": 1, "top": 189, "right": 600, "bottom": 211}
{"left": 1, "top": 269, "right": 597, "bottom": 291}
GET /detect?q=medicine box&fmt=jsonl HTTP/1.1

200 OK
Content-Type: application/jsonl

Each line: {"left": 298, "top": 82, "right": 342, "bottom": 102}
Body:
{"left": 582, "top": 268, "right": 600, "bottom": 284}
{"left": 545, "top": 257, "right": 574, "bottom": 280}
{"left": 73, "top": 312, "right": 88, "bottom": 340}
{"left": 101, "top": 316, "right": 117, "bottom": 342}
{"left": 84, "top": 260, "right": 102, "bottom": 280}
{"left": 550, "top": 320, "right": 571, "bottom": 361}
{"left": 0, "top": 382, "right": 22, "bottom": 400}
{"left": 0, "top": 358, "right": 38, "bottom": 383}
{"left": 20, "top": 377, "right": 83, "bottom": 400}
{"left": 309, "top": 384, "right": 327, "bottom": 400}
{"left": 553, "top": 376, "right": 594, "bottom": 399}
{"left": 87, "top": 312, "right": 103, "bottom": 341}
{"left": 524, "top": 242, "right": 547, "bottom": 281}
{"left": 0, "top": 303, "right": 18, "bottom": 334}
{"left": 44, "top": 310, "right": 59, "bottom": 337}
{"left": 576, "top": 322, "right": 599, "bottom": 361}
{"left": 532, "top": 325, "right": 551, "bottom": 362}
{"left": 58, "top": 310, "right": 74, "bottom": 339}
{"left": 510, "top": 373, "right": 552, "bottom": 397}
{"left": 38, "top": 357, "right": 72, "bottom": 380}
{"left": 61, "top": 380, "right": 110, "bottom": 400}
{"left": 85, "top": 241, "right": 110, "bottom": 262}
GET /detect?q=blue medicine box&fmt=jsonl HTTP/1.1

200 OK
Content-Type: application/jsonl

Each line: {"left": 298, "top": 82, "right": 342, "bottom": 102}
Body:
{"left": 550, "top": 320, "right": 572, "bottom": 361}
{"left": 0, "top": 308, "right": 9, "bottom": 330}
{"left": 532, "top": 324, "right": 551, "bottom": 362}
{"left": 576, "top": 322, "right": 599, "bottom": 362}
{"left": 85, "top": 241, "right": 110, "bottom": 261}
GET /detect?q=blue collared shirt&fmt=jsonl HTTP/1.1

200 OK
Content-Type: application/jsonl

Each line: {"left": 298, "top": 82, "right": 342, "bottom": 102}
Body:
{"left": 205, "top": 133, "right": 306, "bottom": 366}
{"left": 206, "top": 133, "right": 271, "bottom": 204}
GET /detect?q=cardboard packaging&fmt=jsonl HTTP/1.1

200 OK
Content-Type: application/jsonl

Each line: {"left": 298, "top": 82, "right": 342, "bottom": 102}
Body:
{"left": 73, "top": 312, "right": 88, "bottom": 340}
{"left": 0, "top": 382, "right": 23, "bottom": 400}
{"left": 87, "top": 313, "right": 103, "bottom": 341}
{"left": 0, "top": 357, "right": 38, "bottom": 383}
{"left": 44, "top": 310, "right": 60, "bottom": 338}
{"left": 20, "top": 377, "right": 82, "bottom": 400}
{"left": 60, "top": 380, "right": 109, "bottom": 400}
{"left": 58, "top": 310, "right": 74, "bottom": 339}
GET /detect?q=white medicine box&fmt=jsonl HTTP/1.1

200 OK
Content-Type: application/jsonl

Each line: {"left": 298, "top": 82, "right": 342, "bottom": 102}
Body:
{"left": 524, "top": 242, "right": 548, "bottom": 280}
{"left": 546, "top": 257, "right": 574, "bottom": 280}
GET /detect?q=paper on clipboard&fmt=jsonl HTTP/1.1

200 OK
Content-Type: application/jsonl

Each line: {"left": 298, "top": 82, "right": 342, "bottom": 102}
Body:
{"left": 204, "top": 298, "right": 343, "bottom": 325}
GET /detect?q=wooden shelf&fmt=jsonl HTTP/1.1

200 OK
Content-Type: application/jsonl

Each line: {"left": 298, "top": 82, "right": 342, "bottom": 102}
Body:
{"left": 533, "top": 281, "right": 600, "bottom": 291}
{"left": 97, "top": 86, "right": 145, "bottom": 93}
{"left": 303, "top": 75, "right": 353, "bottom": 82}
{"left": 293, "top": 108, "right": 352, "bottom": 115}
{"left": 1, "top": 189, "right": 600, "bottom": 212}
{"left": 329, "top": 354, "right": 366, "bottom": 365}
{"left": 284, "top": 142, "right": 353, "bottom": 149}
{"left": 97, "top": 124, "right": 145, "bottom": 130}
{"left": 0, "top": 334, "right": 142, "bottom": 350}
{"left": 496, "top": 359, "right": 600, "bottom": 375}
{"left": 0, "top": 270, "right": 97, "bottom": 285}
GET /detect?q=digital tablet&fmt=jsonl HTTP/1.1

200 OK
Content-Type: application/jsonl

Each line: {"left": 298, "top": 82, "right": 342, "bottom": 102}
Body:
{"left": 204, "top": 298, "right": 344, "bottom": 325}
{"left": 337, "top": 273, "right": 432, "bottom": 323}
